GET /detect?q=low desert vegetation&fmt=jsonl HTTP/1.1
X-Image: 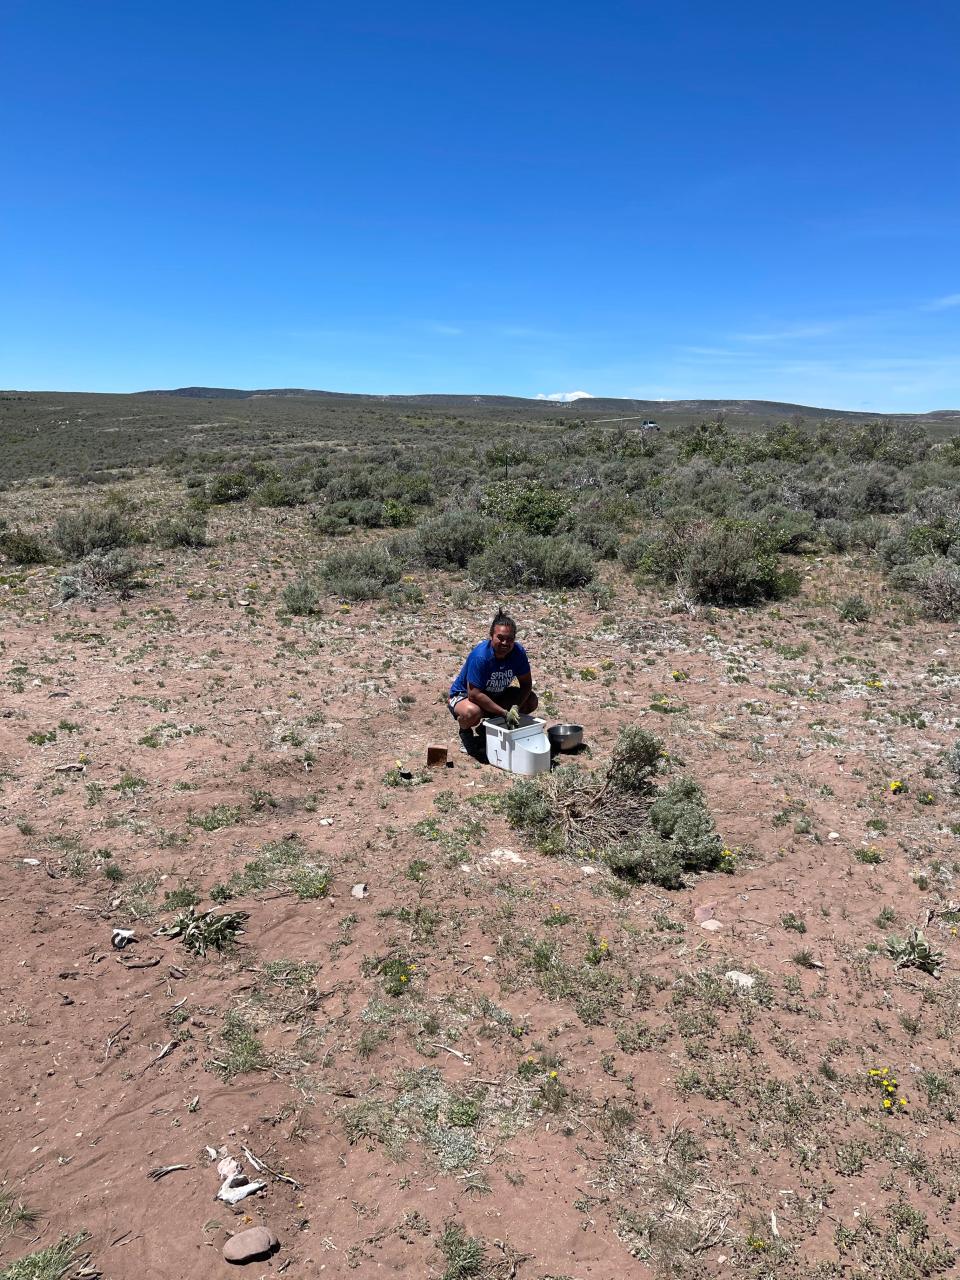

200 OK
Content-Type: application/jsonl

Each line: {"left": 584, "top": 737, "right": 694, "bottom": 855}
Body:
{"left": 1, "top": 390, "right": 959, "bottom": 1279}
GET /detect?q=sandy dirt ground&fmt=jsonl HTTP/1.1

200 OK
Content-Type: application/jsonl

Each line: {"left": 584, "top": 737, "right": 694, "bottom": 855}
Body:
{"left": 1, "top": 491, "right": 959, "bottom": 1278}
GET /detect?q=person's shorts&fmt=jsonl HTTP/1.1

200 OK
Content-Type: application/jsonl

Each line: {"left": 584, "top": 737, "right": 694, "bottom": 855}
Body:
{"left": 447, "top": 687, "right": 523, "bottom": 719}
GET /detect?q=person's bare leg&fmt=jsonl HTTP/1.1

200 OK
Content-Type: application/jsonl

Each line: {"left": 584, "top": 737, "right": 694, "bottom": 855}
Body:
{"left": 454, "top": 698, "right": 483, "bottom": 731}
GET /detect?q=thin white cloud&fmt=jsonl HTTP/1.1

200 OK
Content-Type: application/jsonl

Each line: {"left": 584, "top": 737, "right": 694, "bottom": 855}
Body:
{"left": 923, "top": 293, "right": 960, "bottom": 311}
{"left": 427, "top": 323, "right": 464, "bottom": 335}
{"left": 535, "top": 390, "right": 594, "bottom": 402}
{"left": 731, "top": 321, "right": 842, "bottom": 342}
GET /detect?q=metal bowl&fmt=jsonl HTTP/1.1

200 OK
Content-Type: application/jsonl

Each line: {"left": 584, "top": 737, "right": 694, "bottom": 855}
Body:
{"left": 547, "top": 723, "right": 584, "bottom": 751}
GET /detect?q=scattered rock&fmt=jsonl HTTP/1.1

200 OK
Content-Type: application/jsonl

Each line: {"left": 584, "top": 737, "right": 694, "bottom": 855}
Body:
{"left": 478, "top": 847, "right": 526, "bottom": 871}
{"left": 217, "top": 1156, "right": 243, "bottom": 1180}
{"left": 111, "top": 928, "right": 136, "bottom": 949}
{"left": 694, "top": 903, "right": 716, "bottom": 924}
{"left": 700, "top": 919, "right": 723, "bottom": 933}
{"left": 22, "top": 858, "right": 40, "bottom": 867}
{"left": 828, "top": 831, "right": 840, "bottom": 841}
{"left": 725, "top": 969, "right": 756, "bottom": 992}
{"left": 223, "top": 1226, "right": 278, "bottom": 1264}
{"left": 351, "top": 883, "right": 368, "bottom": 899}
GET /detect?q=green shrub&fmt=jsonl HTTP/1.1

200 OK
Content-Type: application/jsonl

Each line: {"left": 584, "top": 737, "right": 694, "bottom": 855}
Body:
{"left": 206, "top": 472, "right": 251, "bottom": 504}
{"left": 838, "top": 594, "right": 871, "bottom": 623}
{"left": 469, "top": 534, "right": 595, "bottom": 590}
{"left": 59, "top": 549, "right": 141, "bottom": 602}
{"left": 569, "top": 519, "right": 621, "bottom": 559}
{"left": 53, "top": 507, "right": 136, "bottom": 557}
{"left": 821, "top": 519, "right": 853, "bottom": 553}
{"left": 620, "top": 534, "right": 657, "bottom": 573}
{"left": 321, "top": 544, "right": 401, "bottom": 600}
{"left": 0, "top": 528, "right": 49, "bottom": 564}
{"left": 331, "top": 498, "right": 386, "bottom": 527}
{"left": 415, "top": 513, "right": 491, "bottom": 569}
{"left": 255, "top": 475, "right": 304, "bottom": 507}
{"left": 648, "top": 777, "right": 723, "bottom": 872}
{"left": 283, "top": 576, "right": 324, "bottom": 615}
{"left": 603, "top": 834, "right": 685, "bottom": 889}
{"left": 908, "top": 557, "right": 960, "bottom": 620}
{"left": 384, "top": 498, "right": 415, "bottom": 527}
{"left": 480, "top": 480, "right": 569, "bottom": 535}
{"left": 757, "top": 505, "right": 815, "bottom": 553}
{"left": 311, "top": 510, "right": 352, "bottom": 537}
{"left": 606, "top": 727, "right": 662, "bottom": 794}
{"left": 682, "top": 521, "right": 799, "bottom": 606}
{"left": 153, "top": 514, "right": 208, "bottom": 548}
{"left": 501, "top": 778, "right": 560, "bottom": 842}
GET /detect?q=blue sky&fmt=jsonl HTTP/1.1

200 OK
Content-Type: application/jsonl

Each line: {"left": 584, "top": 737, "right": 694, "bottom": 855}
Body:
{"left": 2, "top": 0, "right": 959, "bottom": 410}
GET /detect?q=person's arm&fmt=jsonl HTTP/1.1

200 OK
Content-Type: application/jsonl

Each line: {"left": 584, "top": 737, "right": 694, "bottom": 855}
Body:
{"left": 516, "top": 672, "right": 536, "bottom": 712}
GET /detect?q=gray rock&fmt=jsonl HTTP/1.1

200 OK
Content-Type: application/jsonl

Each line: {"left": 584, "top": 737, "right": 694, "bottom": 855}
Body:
{"left": 223, "top": 1226, "right": 278, "bottom": 1263}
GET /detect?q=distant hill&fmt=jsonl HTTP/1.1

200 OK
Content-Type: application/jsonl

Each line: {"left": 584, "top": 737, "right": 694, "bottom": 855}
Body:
{"left": 138, "top": 386, "right": 960, "bottom": 424}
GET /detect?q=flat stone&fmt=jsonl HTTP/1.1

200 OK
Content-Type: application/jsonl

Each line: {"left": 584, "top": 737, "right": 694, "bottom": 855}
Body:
{"left": 223, "top": 1226, "right": 278, "bottom": 1263}
{"left": 725, "top": 969, "right": 756, "bottom": 992}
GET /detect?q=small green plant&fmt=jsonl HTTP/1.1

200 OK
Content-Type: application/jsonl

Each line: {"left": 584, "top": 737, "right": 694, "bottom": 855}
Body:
{"left": 855, "top": 845, "right": 884, "bottom": 864}
{"left": 212, "top": 1011, "right": 267, "bottom": 1080}
{"left": 290, "top": 865, "right": 329, "bottom": 899}
{"left": 437, "top": 1220, "right": 485, "bottom": 1280}
{"left": 781, "top": 912, "right": 807, "bottom": 933}
{"left": 379, "top": 954, "right": 416, "bottom": 995}
{"left": 0, "top": 1189, "right": 39, "bottom": 1245}
{"left": 163, "top": 884, "right": 201, "bottom": 911}
{"left": 838, "top": 594, "right": 871, "bottom": 622}
{"left": 188, "top": 803, "right": 241, "bottom": 831}
{"left": 886, "top": 928, "right": 944, "bottom": 976}
{"left": 0, "top": 1233, "right": 90, "bottom": 1280}
{"left": 159, "top": 906, "right": 248, "bottom": 955}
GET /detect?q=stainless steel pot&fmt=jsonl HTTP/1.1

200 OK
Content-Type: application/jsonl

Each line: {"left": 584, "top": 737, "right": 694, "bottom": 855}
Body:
{"left": 547, "top": 723, "right": 584, "bottom": 751}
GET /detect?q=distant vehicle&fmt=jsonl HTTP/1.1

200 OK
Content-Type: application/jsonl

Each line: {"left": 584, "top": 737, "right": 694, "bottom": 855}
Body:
{"left": 641, "top": 419, "right": 659, "bottom": 429}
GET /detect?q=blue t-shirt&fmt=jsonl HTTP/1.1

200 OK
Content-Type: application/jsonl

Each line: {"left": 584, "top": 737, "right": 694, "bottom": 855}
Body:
{"left": 450, "top": 639, "right": 531, "bottom": 698}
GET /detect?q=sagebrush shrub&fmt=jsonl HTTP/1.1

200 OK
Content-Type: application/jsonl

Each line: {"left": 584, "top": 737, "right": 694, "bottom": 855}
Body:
{"left": 838, "top": 595, "right": 871, "bottom": 623}
{"left": 0, "top": 528, "right": 49, "bottom": 564}
{"left": 153, "top": 514, "right": 208, "bottom": 548}
{"left": 469, "top": 535, "right": 594, "bottom": 590}
{"left": 909, "top": 557, "right": 960, "bottom": 620}
{"left": 255, "top": 476, "right": 304, "bottom": 508}
{"left": 682, "top": 521, "right": 797, "bottom": 606}
{"left": 59, "top": 549, "right": 140, "bottom": 602}
{"left": 206, "top": 472, "right": 251, "bottom": 504}
{"left": 282, "top": 576, "right": 324, "bottom": 615}
{"left": 648, "top": 777, "right": 723, "bottom": 872}
{"left": 53, "top": 507, "right": 136, "bottom": 557}
{"left": 480, "top": 480, "right": 568, "bottom": 535}
{"left": 320, "top": 544, "right": 401, "bottom": 600}
{"left": 415, "top": 513, "right": 491, "bottom": 569}
{"left": 606, "top": 727, "right": 662, "bottom": 794}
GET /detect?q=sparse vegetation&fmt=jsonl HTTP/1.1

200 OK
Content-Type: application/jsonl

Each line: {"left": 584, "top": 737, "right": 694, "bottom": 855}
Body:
{"left": 1, "top": 390, "right": 959, "bottom": 1279}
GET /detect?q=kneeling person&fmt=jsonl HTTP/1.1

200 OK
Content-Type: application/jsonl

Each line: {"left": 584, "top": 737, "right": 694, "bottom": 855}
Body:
{"left": 448, "top": 610, "right": 539, "bottom": 748}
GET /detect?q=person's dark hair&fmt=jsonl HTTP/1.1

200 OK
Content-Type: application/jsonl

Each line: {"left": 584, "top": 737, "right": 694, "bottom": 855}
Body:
{"left": 490, "top": 608, "right": 517, "bottom": 637}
